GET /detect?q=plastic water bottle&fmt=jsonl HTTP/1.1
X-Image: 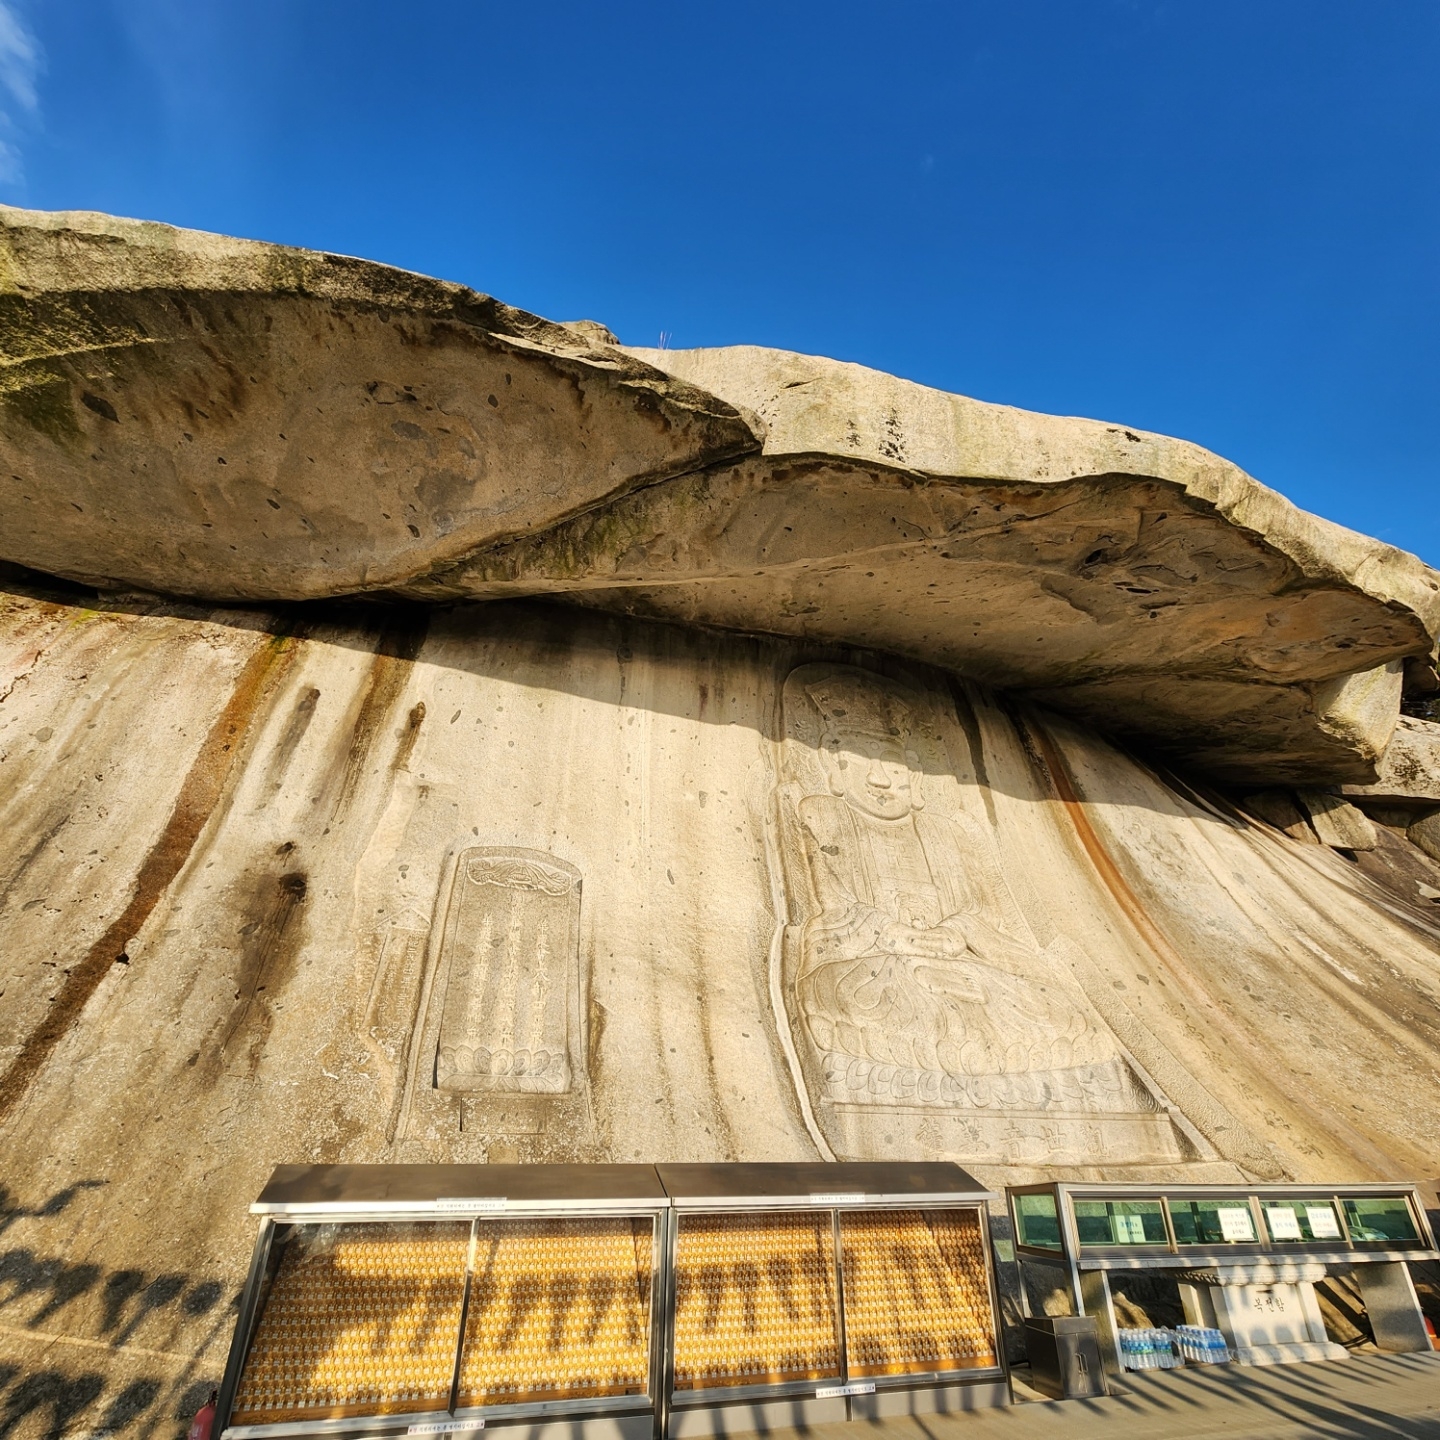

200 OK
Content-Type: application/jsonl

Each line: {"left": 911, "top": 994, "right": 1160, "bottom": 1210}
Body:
{"left": 1120, "top": 1326, "right": 1180, "bottom": 1370}
{"left": 1174, "top": 1325, "right": 1230, "bottom": 1364}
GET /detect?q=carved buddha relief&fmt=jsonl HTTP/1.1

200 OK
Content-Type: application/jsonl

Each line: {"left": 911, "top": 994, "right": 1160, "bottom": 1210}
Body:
{"left": 770, "top": 663, "right": 1201, "bottom": 1169}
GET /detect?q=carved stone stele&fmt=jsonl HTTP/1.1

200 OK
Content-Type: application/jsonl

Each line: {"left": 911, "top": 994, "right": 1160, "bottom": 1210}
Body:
{"left": 425, "top": 847, "right": 582, "bottom": 1096}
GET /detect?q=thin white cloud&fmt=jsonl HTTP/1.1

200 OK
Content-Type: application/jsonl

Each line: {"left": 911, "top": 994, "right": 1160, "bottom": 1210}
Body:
{"left": 0, "top": 2, "right": 39, "bottom": 187}
{"left": 0, "top": 2, "right": 38, "bottom": 115}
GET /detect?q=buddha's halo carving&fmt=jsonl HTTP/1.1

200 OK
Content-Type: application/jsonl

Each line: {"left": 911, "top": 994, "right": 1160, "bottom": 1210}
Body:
{"left": 769, "top": 662, "right": 1200, "bottom": 1170}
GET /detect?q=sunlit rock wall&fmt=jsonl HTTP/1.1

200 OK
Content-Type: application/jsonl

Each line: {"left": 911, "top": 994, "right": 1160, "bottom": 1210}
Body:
{"left": 3, "top": 579, "right": 1440, "bottom": 1423}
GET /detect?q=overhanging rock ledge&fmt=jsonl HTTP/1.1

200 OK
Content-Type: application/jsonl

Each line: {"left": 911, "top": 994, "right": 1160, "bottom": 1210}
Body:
{"left": 1, "top": 203, "right": 1437, "bottom": 782}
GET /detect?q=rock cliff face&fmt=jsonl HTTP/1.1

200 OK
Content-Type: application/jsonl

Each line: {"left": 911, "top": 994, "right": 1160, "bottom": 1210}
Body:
{"left": 4, "top": 206, "right": 1439, "bottom": 784}
{"left": 3, "top": 208, "right": 1440, "bottom": 1433}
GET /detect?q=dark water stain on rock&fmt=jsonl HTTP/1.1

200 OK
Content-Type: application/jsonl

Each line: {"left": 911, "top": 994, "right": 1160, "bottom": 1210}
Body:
{"left": 391, "top": 700, "right": 426, "bottom": 773}
{"left": 0, "top": 632, "right": 300, "bottom": 1124}
{"left": 321, "top": 609, "right": 429, "bottom": 818}
{"left": 215, "top": 870, "right": 309, "bottom": 1080}
{"left": 262, "top": 684, "right": 321, "bottom": 794}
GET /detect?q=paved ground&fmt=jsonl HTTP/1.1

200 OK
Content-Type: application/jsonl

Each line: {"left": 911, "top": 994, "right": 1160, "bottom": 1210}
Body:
{"left": 790, "top": 1355, "right": 1440, "bottom": 1440}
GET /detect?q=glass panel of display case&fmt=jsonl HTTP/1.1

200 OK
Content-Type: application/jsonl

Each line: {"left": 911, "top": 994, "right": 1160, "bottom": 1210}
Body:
{"left": 840, "top": 1209, "right": 997, "bottom": 1377}
{"left": 1341, "top": 1196, "right": 1420, "bottom": 1243}
{"left": 1013, "top": 1193, "right": 1063, "bottom": 1250}
{"left": 1072, "top": 1200, "right": 1167, "bottom": 1247}
{"left": 455, "top": 1216, "right": 654, "bottom": 1408}
{"left": 231, "top": 1221, "right": 470, "bottom": 1423}
{"left": 1168, "top": 1199, "right": 1257, "bottom": 1245}
{"left": 671, "top": 1211, "right": 840, "bottom": 1391}
{"left": 1260, "top": 1200, "right": 1343, "bottom": 1243}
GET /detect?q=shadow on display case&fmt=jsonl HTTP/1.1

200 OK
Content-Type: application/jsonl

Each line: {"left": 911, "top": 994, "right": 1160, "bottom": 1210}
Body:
{"left": 214, "top": 1162, "right": 1009, "bottom": 1440}
{"left": 1007, "top": 1181, "right": 1439, "bottom": 1374}
{"left": 657, "top": 1163, "right": 1006, "bottom": 1438}
{"left": 218, "top": 1165, "right": 668, "bottom": 1440}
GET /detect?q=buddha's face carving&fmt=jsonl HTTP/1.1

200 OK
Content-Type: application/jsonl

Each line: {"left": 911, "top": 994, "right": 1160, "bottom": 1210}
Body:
{"left": 823, "top": 734, "right": 922, "bottom": 819}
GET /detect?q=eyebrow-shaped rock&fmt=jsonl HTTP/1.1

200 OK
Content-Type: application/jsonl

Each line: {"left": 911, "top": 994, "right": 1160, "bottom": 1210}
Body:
{"left": 1, "top": 205, "right": 1436, "bottom": 785}
{"left": 413, "top": 343, "right": 1440, "bottom": 784}
{"left": 0, "top": 204, "right": 762, "bottom": 602}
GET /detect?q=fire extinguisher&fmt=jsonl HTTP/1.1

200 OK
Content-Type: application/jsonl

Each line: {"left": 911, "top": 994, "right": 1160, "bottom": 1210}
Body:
{"left": 187, "top": 1390, "right": 218, "bottom": 1440}
{"left": 1425, "top": 1315, "right": 1439, "bottom": 1352}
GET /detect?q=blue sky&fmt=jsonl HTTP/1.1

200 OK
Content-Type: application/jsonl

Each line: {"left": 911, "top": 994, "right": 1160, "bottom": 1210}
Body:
{"left": 4, "top": 2, "right": 1438, "bottom": 562}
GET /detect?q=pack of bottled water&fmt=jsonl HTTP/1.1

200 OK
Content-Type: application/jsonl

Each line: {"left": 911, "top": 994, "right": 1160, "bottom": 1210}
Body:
{"left": 1117, "top": 1327, "right": 1182, "bottom": 1369}
{"left": 1173, "top": 1324, "right": 1233, "bottom": 1364}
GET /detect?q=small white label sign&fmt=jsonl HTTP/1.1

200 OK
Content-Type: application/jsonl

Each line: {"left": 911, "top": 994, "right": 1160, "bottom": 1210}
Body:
{"left": 1114, "top": 1213, "right": 1147, "bottom": 1244}
{"left": 1265, "top": 1207, "right": 1302, "bottom": 1241}
{"left": 407, "top": 1423, "right": 484, "bottom": 1435}
{"left": 1218, "top": 1206, "right": 1256, "bottom": 1242}
{"left": 810, "top": 1194, "right": 867, "bottom": 1205}
{"left": 436, "top": 1198, "right": 507, "bottom": 1211}
{"left": 816, "top": 1382, "right": 876, "bottom": 1399}
{"left": 1307, "top": 1205, "right": 1342, "bottom": 1239}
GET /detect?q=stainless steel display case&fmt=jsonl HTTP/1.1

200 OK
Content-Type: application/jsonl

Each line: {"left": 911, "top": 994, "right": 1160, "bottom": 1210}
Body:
{"left": 216, "top": 1165, "right": 669, "bottom": 1440}
{"left": 1007, "top": 1181, "right": 1439, "bottom": 1372}
{"left": 656, "top": 1162, "right": 1008, "bottom": 1438}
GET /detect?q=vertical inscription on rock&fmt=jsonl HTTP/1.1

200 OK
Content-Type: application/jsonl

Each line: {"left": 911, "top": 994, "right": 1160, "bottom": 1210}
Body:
{"left": 432, "top": 848, "right": 581, "bottom": 1094}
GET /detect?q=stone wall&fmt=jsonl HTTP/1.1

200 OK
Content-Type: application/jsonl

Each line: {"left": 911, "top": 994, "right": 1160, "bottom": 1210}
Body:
{"left": 4, "top": 581, "right": 1440, "bottom": 1430}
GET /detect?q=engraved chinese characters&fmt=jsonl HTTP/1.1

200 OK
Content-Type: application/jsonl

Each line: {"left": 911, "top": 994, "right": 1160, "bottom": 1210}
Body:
{"left": 231, "top": 1222, "right": 469, "bottom": 1422}
{"left": 433, "top": 848, "right": 582, "bottom": 1094}
{"left": 672, "top": 1212, "right": 841, "bottom": 1389}
{"left": 771, "top": 663, "right": 1190, "bottom": 1168}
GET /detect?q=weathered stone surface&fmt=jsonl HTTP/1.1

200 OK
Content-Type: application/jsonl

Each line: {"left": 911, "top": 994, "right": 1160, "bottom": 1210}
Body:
{"left": 5, "top": 582, "right": 1440, "bottom": 1430}
{"left": 0, "top": 205, "right": 761, "bottom": 601}
{"left": 0, "top": 208, "right": 1437, "bottom": 781}
{"left": 1342, "top": 715, "right": 1440, "bottom": 803}
{"left": 1409, "top": 809, "right": 1440, "bottom": 864}
{"left": 1294, "top": 790, "right": 1378, "bottom": 850}
{"left": 1239, "top": 790, "right": 1318, "bottom": 843}
{"left": 425, "top": 344, "right": 1440, "bottom": 782}
{"left": 7, "top": 211, "right": 1440, "bottom": 1434}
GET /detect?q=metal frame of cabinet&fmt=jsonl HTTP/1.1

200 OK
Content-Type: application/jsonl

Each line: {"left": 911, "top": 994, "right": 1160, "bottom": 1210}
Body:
{"left": 1007, "top": 1181, "right": 1439, "bottom": 1373}
{"left": 656, "top": 1163, "right": 1008, "bottom": 1438}
{"left": 215, "top": 1164, "right": 1012, "bottom": 1440}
